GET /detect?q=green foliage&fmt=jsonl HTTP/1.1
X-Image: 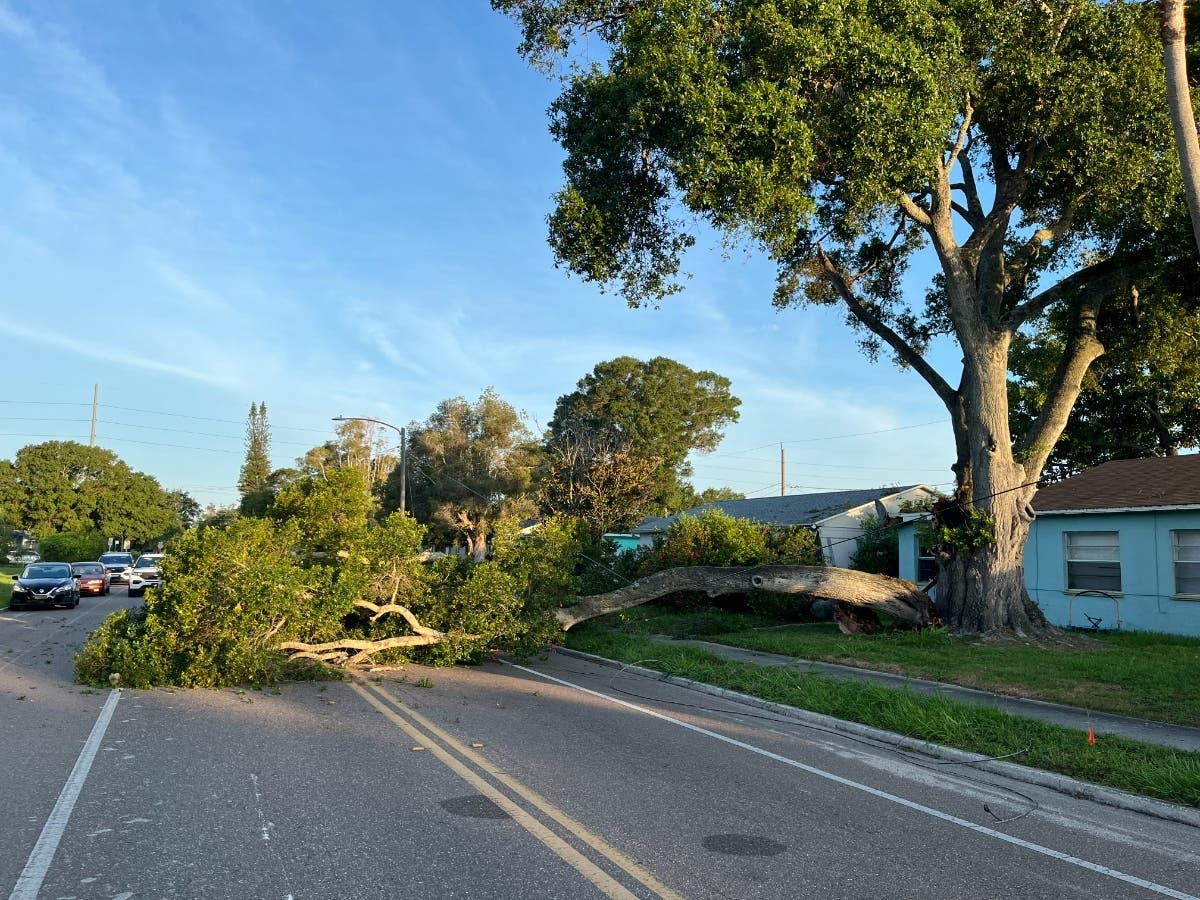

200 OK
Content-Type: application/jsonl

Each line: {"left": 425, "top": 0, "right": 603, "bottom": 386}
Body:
{"left": 37, "top": 529, "right": 108, "bottom": 563}
{"left": 401, "top": 388, "right": 540, "bottom": 557}
{"left": 545, "top": 357, "right": 741, "bottom": 518}
{"left": 849, "top": 514, "right": 899, "bottom": 577}
{"left": 642, "top": 509, "right": 821, "bottom": 572}
{"left": 1010, "top": 275, "right": 1200, "bottom": 481}
{"left": 497, "top": 0, "right": 1193, "bottom": 629}
{"left": 76, "top": 518, "right": 343, "bottom": 688}
{"left": 75, "top": 504, "right": 570, "bottom": 687}
{"left": 238, "top": 402, "right": 272, "bottom": 508}
{"left": 934, "top": 508, "right": 996, "bottom": 552}
{"left": 268, "top": 468, "right": 374, "bottom": 556}
{"left": 0, "top": 441, "right": 181, "bottom": 545}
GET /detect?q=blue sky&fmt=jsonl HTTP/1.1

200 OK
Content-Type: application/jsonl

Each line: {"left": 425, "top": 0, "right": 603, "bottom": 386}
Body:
{"left": 1, "top": 2, "right": 958, "bottom": 511}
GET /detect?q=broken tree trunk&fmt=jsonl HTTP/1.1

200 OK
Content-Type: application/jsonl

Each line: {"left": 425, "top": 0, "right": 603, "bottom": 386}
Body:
{"left": 556, "top": 565, "right": 936, "bottom": 633}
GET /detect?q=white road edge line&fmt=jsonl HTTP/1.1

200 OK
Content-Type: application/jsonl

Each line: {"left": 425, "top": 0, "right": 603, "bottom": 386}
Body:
{"left": 9, "top": 688, "right": 121, "bottom": 900}
{"left": 506, "top": 662, "right": 1199, "bottom": 900}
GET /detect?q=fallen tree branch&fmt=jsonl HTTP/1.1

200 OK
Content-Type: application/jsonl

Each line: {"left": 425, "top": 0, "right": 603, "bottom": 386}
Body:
{"left": 353, "top": 600, "right": 445, "bottom": 636}
{"left": 279, "top": 631, "right": 482, "bottom": 667}
{"left": 556, "top": 565, "right": 935, "bottom": 631}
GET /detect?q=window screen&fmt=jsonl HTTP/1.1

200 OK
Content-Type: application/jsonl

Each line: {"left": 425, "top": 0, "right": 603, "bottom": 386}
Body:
{"left": 1065, "top": 531, "right": 1121, "bottom": 592}
{"left": 1173, "top": 530, "right": 1200, "bottom": 596}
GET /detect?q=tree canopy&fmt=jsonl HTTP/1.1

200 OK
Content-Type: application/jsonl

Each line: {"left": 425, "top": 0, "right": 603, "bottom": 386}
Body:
{"left": 399, "top": 389, "right": 540, "bottom": 559}
{"left": 495, "top": 0, "right": 1194, "bottom": 634}
{"left": 545, "top": 356, "right": 740, "bottom": 516}
{"left": 1010, "top": 273, "right": 1200, "bottom": 481}
{"left": 0, "top": 441, "right": 183, "bottom": 545}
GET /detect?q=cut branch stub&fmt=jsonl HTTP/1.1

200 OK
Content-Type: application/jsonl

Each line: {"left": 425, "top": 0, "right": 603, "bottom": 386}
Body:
{"left": 555, "top": 565, "right": 936, "bottom": 632}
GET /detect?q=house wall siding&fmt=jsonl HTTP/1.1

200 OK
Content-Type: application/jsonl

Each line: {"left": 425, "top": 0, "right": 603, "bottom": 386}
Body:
{"left": 897, "top": 511, "right": 1200, "bottom": 636}
{"left": 1026, "top": 510, "right": 1200, "bottom": 636}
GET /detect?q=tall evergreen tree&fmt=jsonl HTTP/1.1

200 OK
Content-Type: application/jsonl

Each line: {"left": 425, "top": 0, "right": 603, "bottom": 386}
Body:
{"left": 238, "top": 402, "right": 272, "bottom": 513}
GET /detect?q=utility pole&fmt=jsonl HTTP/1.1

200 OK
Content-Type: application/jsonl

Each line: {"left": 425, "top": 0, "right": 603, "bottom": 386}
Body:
{"left": 780, "top": 443, "right": 785, "bottom": 496}
{"left": 89, "top": 384, "right": 98, "bottom": 447}
{"left": 332, "top": 415, "right": 407, "bottom": 514}
{"left": 399, "top": 426, "right": 407, "bottom": 515}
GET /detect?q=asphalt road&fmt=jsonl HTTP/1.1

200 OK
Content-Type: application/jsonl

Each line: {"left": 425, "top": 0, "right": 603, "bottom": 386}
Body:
{"left": 1, "top": 591, "right": 1198, "bottom": 899}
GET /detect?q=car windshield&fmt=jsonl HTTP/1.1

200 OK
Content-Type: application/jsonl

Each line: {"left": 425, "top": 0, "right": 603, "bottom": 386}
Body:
{"left": 71, "top": 563, "right": 104, "bottom": 575}
{"left": 99, "top": 554, "right": 133, "bottom": 564}
{"left": 25, "top": 563, "right": 71, "bottom": 579}
{"left": 134, "top": 556, "right": 163, "bottom": 567}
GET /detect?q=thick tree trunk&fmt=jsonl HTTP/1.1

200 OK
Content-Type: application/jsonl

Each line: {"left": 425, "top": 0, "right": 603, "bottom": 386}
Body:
{"left": 556, "top": 565, "right": 936, "bottom": 630}
{"left": 1162, "top": 0, "right": 1200, "bottom": 255}
{"left": 936, "top": 488, "right": 1049, "bottom": 635}
{"left": 938, "top": 336, "right": 1053, "bottom": 636}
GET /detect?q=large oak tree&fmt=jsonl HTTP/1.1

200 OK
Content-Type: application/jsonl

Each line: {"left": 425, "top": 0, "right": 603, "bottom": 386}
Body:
{"left": 545, "top": 355, "right": 741, "bottom": 521}
{"left": 0, "top": 441, "right": 182, "bottom": 545}
{"left": 496, "top": 0, "right": 1192, "bottom": 634}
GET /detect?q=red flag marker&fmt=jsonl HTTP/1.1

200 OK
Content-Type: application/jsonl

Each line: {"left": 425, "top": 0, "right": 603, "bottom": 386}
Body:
{"left": 1087, "top": 728, "right": 1096, "bottom": 745}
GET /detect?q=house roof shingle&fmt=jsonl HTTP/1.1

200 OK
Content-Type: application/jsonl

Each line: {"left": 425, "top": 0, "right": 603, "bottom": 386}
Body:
{"left": 632, "top": 486, "right": 927, "bottom": 534}
{"left": 1031, "top": 455, "right": 1200, "bottom": 513}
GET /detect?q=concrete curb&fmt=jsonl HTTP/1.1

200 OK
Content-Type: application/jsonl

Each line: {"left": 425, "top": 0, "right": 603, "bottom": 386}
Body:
{"left": 552, "top": 646, "right": 1200, "bottom": 829}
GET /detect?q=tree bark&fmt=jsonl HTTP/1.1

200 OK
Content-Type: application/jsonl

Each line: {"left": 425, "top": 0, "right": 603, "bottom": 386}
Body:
{"left": 936, "top": 333, "right": 1053, "bottom": 636}
{"left": 555, "top": 565, "right": 936, "bottom": 630}
{"left": 1162, "top": 0, "right": 1200, "bottom": 255}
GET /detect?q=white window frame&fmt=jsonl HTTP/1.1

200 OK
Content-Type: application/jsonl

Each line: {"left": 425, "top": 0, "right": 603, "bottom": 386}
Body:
{"left": 1172, "top": 530, "right": 1200, "bottom": 599}
{"left": 915, "top": 541, "right": 936, "bottom": 583}
{"left": 1064, "top": 531, "right": 1122, "bottom": 594}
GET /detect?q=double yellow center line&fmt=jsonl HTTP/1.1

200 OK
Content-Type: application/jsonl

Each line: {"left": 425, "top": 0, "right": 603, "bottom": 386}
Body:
{"left": 350, "top": 678, "right": 683, "bottom": 900}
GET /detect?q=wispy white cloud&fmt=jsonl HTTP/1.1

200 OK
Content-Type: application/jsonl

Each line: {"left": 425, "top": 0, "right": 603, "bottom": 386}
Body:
{"left": 0, "top": 1, "right": 33, "bottom": 40}
{"left": 0, "top": 320, "right": 241, "bottom": 389}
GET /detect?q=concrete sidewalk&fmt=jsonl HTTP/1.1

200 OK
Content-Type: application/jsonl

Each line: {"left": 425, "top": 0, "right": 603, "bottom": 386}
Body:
{"left": 656, "top": 637, "right": 1200, "bottom": 753}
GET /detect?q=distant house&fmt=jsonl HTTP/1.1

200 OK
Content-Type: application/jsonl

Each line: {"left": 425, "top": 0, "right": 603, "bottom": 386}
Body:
{"left": 897, "top": 455, "right": 1200, "bottom": 636}
{"left": 632, "top": 485, "right": 942, "bottom": 568}
{"left": 602, "top": 533, "right": 643, "bottom": 553}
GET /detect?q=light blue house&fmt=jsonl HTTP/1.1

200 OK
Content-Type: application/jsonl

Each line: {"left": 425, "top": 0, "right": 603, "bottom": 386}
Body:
{"left": 899, "top": 455, "right": 1200, "bottom": 636}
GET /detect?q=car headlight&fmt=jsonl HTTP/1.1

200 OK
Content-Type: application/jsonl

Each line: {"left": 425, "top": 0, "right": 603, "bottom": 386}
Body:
{"left": 12, "top": 585, "right": 27, "bottom": 595}
{"left": 51, "top": 583, "right": 72, "bottom": 594}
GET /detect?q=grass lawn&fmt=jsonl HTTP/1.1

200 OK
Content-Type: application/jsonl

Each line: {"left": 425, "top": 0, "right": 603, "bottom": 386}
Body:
{"left": 574, "top": 605, "right": 1200, "bottom": 728}
{"left": 0, "top": 564, "right": 19, "bottom": 609}
{"left": 562, "top": 627, "right": 1200, "bottom": 807}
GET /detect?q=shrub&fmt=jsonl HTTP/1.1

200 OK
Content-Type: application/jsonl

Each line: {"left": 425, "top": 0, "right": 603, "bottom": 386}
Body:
{"left": 76, "top": 517, "right": 341, "bottom": 687}
{"left": 640, "top": 509, "right": 769, "bottom": 572}
{"left": 36, "top": 529, "right": 108, "bottom": 563}
{"left": 849, "top": 514, "right": 900, "bottom": 577}
{"left": 641, "top": 511, "right": 823, "bottom": 574}
{"left": 634, "top": 510, "right": 823, "bottom": 612}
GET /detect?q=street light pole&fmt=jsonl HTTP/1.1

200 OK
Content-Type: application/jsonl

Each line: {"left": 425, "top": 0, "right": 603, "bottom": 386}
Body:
{"left": 332, "top": 415, "right": 407, "bottom": 514}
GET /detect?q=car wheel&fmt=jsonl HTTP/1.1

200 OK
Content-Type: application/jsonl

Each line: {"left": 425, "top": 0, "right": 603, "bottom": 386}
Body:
{"left": 105, "top": 585, "right": 110, "bottom": 595}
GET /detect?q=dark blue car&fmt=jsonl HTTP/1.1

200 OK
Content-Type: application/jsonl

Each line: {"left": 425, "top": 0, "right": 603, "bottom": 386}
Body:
{"left": 9, "top": 562, "right": 79, "bottom": 610}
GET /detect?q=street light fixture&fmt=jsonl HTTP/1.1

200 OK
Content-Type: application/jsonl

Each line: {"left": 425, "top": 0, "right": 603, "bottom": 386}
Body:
{"left": 332, "top": 415, "right": 407, "bottom": 514}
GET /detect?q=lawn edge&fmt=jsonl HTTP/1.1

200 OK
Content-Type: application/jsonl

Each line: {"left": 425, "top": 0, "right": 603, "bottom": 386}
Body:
{"left": 552, "top": 645, "right": 1200, "bottom": 828}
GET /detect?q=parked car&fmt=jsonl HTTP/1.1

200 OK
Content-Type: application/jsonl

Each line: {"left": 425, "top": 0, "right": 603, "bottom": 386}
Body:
{"left": 71, "top": 561, "right": 111, "bottom": 596}
{"left": 98, "top": 552, "right": 135, "bottom": 585}
{"left": 127, "top": 553, "right": 165, "bottom": 598}
{"left": 9, "top": 562, "right": 79, "bottom": 610}
{"left": 6, "top": 550, "right": 39, "bottom": 565}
